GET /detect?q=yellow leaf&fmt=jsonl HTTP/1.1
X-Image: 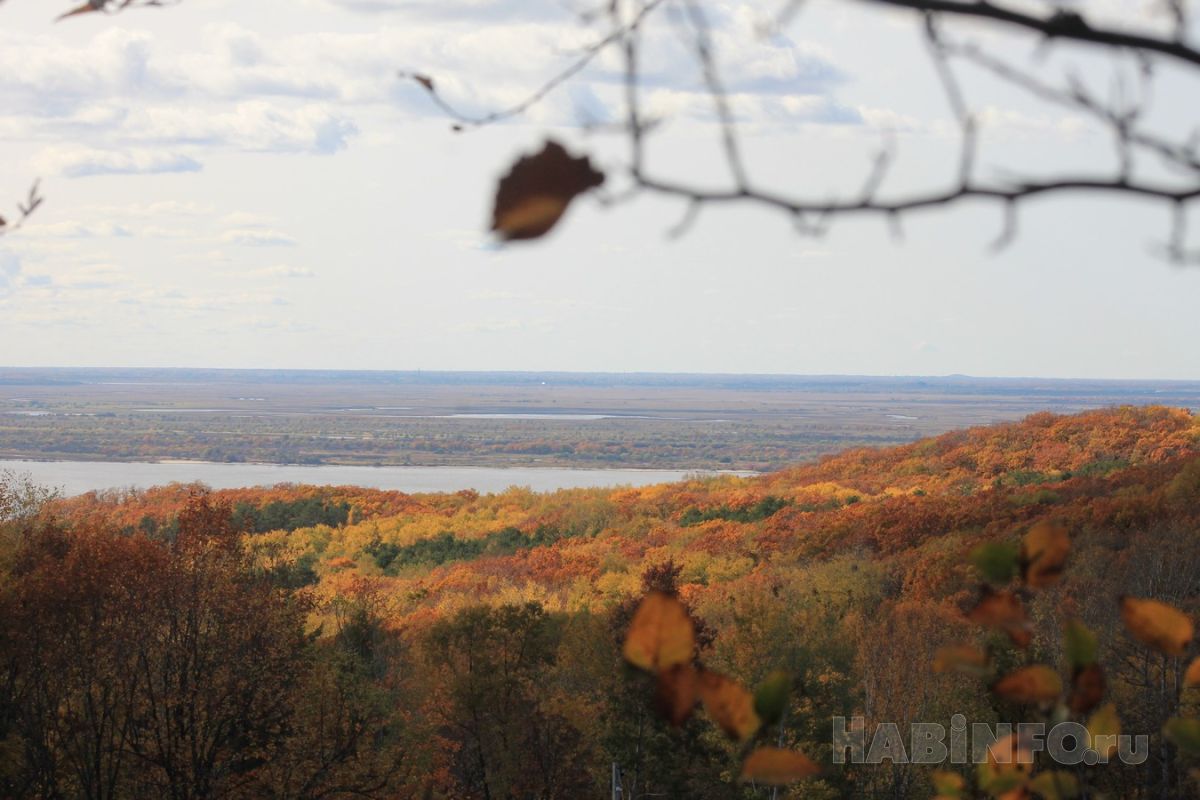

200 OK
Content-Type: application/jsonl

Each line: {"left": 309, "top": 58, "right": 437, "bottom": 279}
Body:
{"left": 1086, "top": 703, "right": 1120, "bottom": 760}
{"left": 1120, "top": 597, "right": 1194, "bottom": 657}
{"left": 739, "top": 747, "right": 819, "bottom": 785}
{"left": 622, "top": 591, "right": 695, "bottom": 673}
{"left": 698, "top": 669, "right": 760, "bottom": 741}
{"left": 1029, "top": 770, "right": 1079, "bottom": 799}
{"left": 992, "top": 665, "right": 1063, "bottom": 705}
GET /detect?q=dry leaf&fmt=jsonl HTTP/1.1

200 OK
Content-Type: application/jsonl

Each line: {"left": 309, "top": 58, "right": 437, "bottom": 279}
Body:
{"left": 1183, "top": 657, "right": 1200, "bottom": 689}
{"left": 992, "top": 665, "right": 1063, "bottom": 705}
{"left": 1020, "top": 521, "right": 1070, "bottom": 588}
{"left": 654, "top": 663, "right": 698, "bottom": 726}
{"left": 491, "top": 140, "right": 604, "bottom": 240}
{"left": 1067, "top": 663, "right": 1105, "bottom": 714}
{"left": 1120, "top": 596, "right": 1194, "bottom": 656}
{"left": 698, "top": 669, "right": 760, "bottom": 741}
{"left": 739, "top": 747, "right": 819, "bottom": 784}
{"left": 623, "top": 591, "right": 695, "bottom": 673}
{"left": 968, "top": 589, "right": 1033, "bottom": 648}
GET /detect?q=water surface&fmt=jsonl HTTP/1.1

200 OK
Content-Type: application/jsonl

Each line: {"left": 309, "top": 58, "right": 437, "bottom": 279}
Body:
{"left": 0, "top": 459, "right": 746, "bottom": 497}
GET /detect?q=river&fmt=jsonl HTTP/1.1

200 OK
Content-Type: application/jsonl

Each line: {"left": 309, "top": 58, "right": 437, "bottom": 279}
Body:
{"left": 0, "top": 459, "right": 750, "bottom": 496}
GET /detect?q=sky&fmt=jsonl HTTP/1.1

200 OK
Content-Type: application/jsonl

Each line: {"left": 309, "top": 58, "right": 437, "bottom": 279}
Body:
{"left": 0, "top": 0, "right": 1198, "bottom": 379}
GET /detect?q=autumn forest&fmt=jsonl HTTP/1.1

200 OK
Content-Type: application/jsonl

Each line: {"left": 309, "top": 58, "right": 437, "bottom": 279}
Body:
{"left": 3, "top": 405, "right": 1200, "bottom": 798}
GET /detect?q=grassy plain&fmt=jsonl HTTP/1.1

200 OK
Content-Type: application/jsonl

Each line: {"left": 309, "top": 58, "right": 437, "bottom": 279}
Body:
{"left": 2, "top": 368, "right": 1198, "bottom": 470}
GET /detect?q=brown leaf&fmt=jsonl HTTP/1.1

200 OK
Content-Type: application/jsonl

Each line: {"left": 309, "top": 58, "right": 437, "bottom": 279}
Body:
{"left": 739, "top": 747, "right": 820, "bottom": 785}
{"left": 1020, "top": 521, "right": 1070, "bottom": 588}
{"left": 992, "top": 665, "right": 1063, "bottom": 705}
{"left": 698, "top": 669, "right": 760, "bottom": 741}
{"left": 622, "top": 591, "right": 695, "bottom": 673}
{"left": 1067, "top": 663, "right": 1106, "bottom": 714}
{"left": 57, "top": 0, "right": 103, "bottom": 21}
{"left": 968, "top": 589, "right": 1032, "bottom": 648}
{"left": 654, "top": 663, "right": 698, "bottom": 726}
{"left": 491, "top": 140, "right": 604, "bottom": 240}
{"left": 1120, "top": 596, "right": 1194, "bottom": 657}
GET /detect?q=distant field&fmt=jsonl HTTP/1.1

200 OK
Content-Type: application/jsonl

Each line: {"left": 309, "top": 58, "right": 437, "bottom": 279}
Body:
{"left": 2, "top": 368, "right": 1198, "bottom": 470}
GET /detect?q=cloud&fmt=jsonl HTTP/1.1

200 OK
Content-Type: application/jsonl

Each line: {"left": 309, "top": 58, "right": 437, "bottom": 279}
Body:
{"left": 0, "top": 249, "right": 20, "bottom": 296}
{"left": 33, "top": 146, "right": 202, "bottom": 178}
{"left": 220, "top": 228, "right": 298, "bottom": 247}
{"left": 23, "top": 221, "right": 135, "bottom": 238}
{"left": 247, "top": 264, "right": 316, "bottom": 278}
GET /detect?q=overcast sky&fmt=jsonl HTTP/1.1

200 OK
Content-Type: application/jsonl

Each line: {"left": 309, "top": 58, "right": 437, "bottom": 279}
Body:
{"left": 0, "top": 0, "right": 1197, "bottom": 378}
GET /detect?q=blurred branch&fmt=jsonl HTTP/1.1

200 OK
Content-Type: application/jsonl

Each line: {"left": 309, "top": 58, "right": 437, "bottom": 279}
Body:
{"left": 0, "top": 181, "right": 44, "bottom": 236}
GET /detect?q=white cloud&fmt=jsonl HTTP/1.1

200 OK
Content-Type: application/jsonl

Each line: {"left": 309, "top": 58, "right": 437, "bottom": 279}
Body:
{"left": 247, "top": 264, "right": 316, "bottom": 278}
{"left": 0, "top": 249, "right": 21, "bottom": 296}
{"left": 220, "top": 228, "right": 298, "bottom": 247}
{"left": 33, "top": 146, "right": 202, "bottom": 178}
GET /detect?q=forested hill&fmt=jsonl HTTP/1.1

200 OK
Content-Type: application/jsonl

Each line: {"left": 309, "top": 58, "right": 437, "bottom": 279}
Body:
{"left": 50, "top": 405, "right": 1200, "bottom": 621}
{"left": 7, "top": 405, "right": 1200, "bottom": 798}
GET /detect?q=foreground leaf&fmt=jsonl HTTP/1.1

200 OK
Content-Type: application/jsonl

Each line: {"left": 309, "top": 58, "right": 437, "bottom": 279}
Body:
{"left": 1120, "top": 597, "right": 1194, "bottom": 656}
{"left": 971, "top": 540, "right": 1019, "bottom": 584}
{"left": 932, "top": 769, "right": 966, "bottom": 798}
{"left": 1063, "top": 619, "right": 1098, "bottom": 669}
{"left": 969, "top": 589, "right": 1033, "bottom": 648}
{"left": 490, "top": 140, "right": 604, "bottom": 240}
{"left": 993, "top": 665, "right": 1063, "bottom": 705}
{"left": 739, "top": 747, "right": 819, "bottom": 784}
{"left": 1086, "top": 703, "right": 1120, "bottom": 760}
{"left": 979, "top": 732, "right": 1034, "bottom": 796}
{"left": 654, "top": 663, "right": 698, "bottom": 726}
{"left": 1020, "top": 521, "right": 1070, "bottom": 588}
{"left": 623, "top": 591, "right": 695, "bottom": 672}
{"left": 1029, "top": 770, "right": 1079, "bottom": 799}
{"left": 698, "top": 670, "right": 760, "bottom": 741}
{"left": 1068, "top": 663, "right": 1105, "bottom": 714}
{"left": 753, "top": 670, "right": 791, "bottom": 726}
{"left": 1184, "top": 657, "right": 1200, "bottom": 689}
{"left": 1165, "top": 718, "right": 1200, "bottom": 757}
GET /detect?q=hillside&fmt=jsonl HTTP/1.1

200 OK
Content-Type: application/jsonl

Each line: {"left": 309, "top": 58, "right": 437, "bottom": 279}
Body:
{"left": 9, "top": 405, "right": 1200, "bottom": 799}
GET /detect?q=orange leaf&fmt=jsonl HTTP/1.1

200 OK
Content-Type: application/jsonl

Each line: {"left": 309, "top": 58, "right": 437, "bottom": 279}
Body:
{"left": 968, "top": 589, "right": 1032, "bottom": 648}
{"left": 698, "top": 669, "right": 760, "bottom": 741}
{"left": 1020, "top": 521, "right": 1070, "bottom": 588}
{"left": 739, "top": 747, "right": 819, "bottom": 785}
{"left": 992, "top": 665, "right": 1063, "bottom": 705}
{"left": 1120, "top": 597, "right": 1194, "bottom": 657}
{"left": 622, "top": 591, "right": 695, "bottom": 672}
{"left": 490, "top": 140, "right": 604, "bottom": 240}
{"left": 654, "top": 663, "right": 698, "bottom": 726}
{"left": 1185, "top": 657, "right": 1200, "bottom": 689}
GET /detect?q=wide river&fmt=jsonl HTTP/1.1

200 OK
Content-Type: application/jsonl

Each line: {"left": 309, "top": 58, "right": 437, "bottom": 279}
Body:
{"left": 0, "top": 459, "right": 749, "bottom": 497}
